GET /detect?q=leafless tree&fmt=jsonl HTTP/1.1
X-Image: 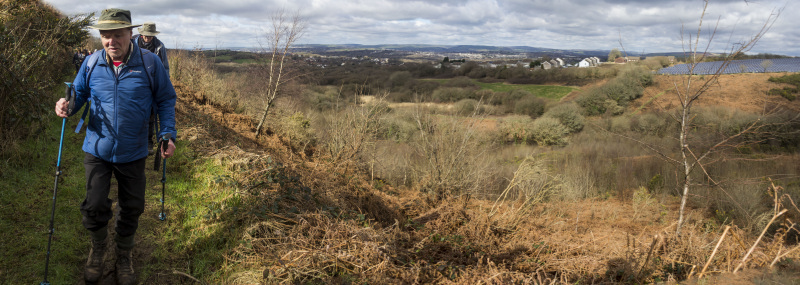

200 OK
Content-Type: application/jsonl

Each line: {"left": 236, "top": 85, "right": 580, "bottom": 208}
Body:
{"left": 760, "top": 59, "right": 773, "bottom": 73}
{"left": 667, "top": 1, "right": 785, "bottom": 235}
{"left": 610, "top": 0, "right": 785, "bottom": 235}
{"left": 254, "top": 10, "right": 305, "bottom": 137}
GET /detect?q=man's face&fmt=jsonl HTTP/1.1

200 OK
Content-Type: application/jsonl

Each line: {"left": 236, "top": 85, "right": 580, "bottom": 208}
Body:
{"left": 100, "top": 28, "right": 132, "bottom": 61}
{"left": 142, "top": 35, "right": 154, "bottom": 43}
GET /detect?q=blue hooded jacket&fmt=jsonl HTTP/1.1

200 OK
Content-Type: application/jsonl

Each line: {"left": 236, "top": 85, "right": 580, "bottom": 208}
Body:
{"left": 71, "top": 42, "right": 177, "bottom": 163}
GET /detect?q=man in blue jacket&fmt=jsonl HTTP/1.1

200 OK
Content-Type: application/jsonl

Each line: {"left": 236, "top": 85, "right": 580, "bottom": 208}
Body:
{"left": 54, "top": 8, "right": 176, "bottom": 285}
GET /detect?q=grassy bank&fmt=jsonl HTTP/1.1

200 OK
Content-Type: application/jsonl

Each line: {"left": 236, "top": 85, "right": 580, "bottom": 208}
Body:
{"left": 0, "top": 84, "right": 245, "bottom": 283}
{"left": 1, "top": 85, "right": 89, "bottom": 283}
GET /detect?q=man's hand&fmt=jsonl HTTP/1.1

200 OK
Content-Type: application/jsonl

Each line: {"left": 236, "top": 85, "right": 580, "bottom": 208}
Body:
{"left": 55, "top": 98, "right": 69, "bottom": 118}
{"left": 161, "top": 139, "right": 176, "bottom": 159}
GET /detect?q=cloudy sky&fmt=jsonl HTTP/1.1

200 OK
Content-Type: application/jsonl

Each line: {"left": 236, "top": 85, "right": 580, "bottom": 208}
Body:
{"left": 43, "top": 0, "right": 797, "bottom": 55}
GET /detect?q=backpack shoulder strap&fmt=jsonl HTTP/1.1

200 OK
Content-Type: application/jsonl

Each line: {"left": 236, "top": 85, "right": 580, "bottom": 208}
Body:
{"left": 74, "top": 53, "right": 101, "bottom": 133}
{"left": 83, "top": 52, "right": 100, "bottom": 84}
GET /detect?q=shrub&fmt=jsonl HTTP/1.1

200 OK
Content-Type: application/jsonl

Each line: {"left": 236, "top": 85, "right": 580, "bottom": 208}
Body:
{"left": 387, "top": 71, "right": 413, "bottom": 90}
{"left": 605, "top": 99, "right": 625, "bottom": 116}
{"left": 530, "top": 117, "right": 569, "bottom": 146}
{"left": 694, "top": 106, "right": 761, "bottom": 137}
{"left": 444, "top": 76, "right": 477, "bottom": 88}
{"left": 608, "top": 116, "right": 631, "bottom": 133}
{"left": 558, "top": 161, "right": 599, "bottom": 200}
{"left": 632, "top": 112, "right": 669, "bottom": 136}
{"left": 497, "top": 115, "right": 535, "bottom": 144}
{"left": 378, "top": 110, "right": 418, "bottom": 142}
{"left": 768, "top": 87, "right": 797, "bottom": 101}
{"left": 431, "top": 87, "right": 475, "bottom": 103}
{"left": 576, "top": 90, "right": 608, "bottom": 116}
{"left": 278, "top": 112, "right": 316, "bottom": 151}
{"left": 576, "top": 66, "right": 652, "bottom": 115}
{"left": 407, "top": 113, "right": 495, "bottom": 196}
{"left": 315, "top": 100, "right": 389, "bottom": 162}
{"left": 405, "top": 79, "right": 440, "bottom": 99}
{"left": 172, "top": 49, "right": 245, "bottom": 114}
{"left": 513, "top": 96, "right": 547, "bottom": 118}
{"left": 0, "top": 0, "right": 91, "bottom": 154}
{"left": 544, "top": 103, "right": 585, "bottom": 133}
{"left": 701, "top": 183, "right": 771, "bottom": 233}
{"left": 453, "top": 99, "right": 484, "bottom": 116}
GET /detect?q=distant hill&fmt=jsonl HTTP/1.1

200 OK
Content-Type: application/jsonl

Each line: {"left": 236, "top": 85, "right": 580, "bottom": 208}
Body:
{"left": 287, "top": 44, "right": 618, "bottom": 59}
{"left": 214, "top": 45, "right": 793, "bottom": 61}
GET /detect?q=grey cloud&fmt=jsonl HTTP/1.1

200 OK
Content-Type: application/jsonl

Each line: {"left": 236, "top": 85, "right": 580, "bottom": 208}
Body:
{"left": 43, "top": 0, "right": 800, "bottom": 55}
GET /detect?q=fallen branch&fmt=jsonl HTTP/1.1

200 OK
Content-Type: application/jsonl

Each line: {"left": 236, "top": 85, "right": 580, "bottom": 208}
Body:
{"left": 733, "top": 209, "right": 787, "bottom": 273}
{"left": 637, "top": 234, "right": 661, "bottom": 280}
{"left": 770, "top": 243, "right": 800, "bottom": 267}
{"left": 699, "top": 225, "right": 730, "bottom": 278}
{"left": 172, "top": 270, "right": 208, "bottom": 285}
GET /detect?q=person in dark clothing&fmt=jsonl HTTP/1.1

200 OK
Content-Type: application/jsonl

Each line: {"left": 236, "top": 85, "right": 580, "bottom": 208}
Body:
{"left": 133, "top": 22, "right": 170, "bottom": 154}
{"left": 54, "top": 9, "right": 176, "bottom": 285}
{"left": 133, "top": 22, "right": 169, "bottom": 73}
{"left": 72, "top": 49, "right": 86, "bottom": 72}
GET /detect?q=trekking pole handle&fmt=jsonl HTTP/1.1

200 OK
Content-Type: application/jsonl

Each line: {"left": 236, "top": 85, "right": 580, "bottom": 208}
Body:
{"left": 63, "top": 82, "right": 76, "bottom": 114}
{"left": 160, "top": 133, "right": 172, "bottom": 154}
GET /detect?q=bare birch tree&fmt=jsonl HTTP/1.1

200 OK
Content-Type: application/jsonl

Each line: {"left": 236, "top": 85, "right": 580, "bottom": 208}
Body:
{"left": 609, "top": 0, "right": 785, "bottom": 235}
{"left": 254, "top": 10, "right": 305, "bottom": 137}
{"left": 668, "top": 1, "right": 785, "bottom": 235}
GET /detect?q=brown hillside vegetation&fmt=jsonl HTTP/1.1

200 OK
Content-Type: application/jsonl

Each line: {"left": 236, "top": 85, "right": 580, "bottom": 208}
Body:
{"left": 169, "top": 70, "right": 800, "bottom": 284}
{"left": 637, "top": 73, "right": 800, "bottom": 114}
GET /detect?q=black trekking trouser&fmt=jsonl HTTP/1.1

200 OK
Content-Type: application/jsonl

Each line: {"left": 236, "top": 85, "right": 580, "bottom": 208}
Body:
{"left": 80, "top": 153, "right": 147, "bottom": 237}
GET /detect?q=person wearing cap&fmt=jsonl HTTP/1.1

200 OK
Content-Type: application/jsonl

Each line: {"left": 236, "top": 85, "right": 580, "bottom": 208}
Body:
{"left": 54, "top": 8, "right": 176, "bottom": 285}
{"left": 132, "top": 22, "right": 170, "bottom": 155}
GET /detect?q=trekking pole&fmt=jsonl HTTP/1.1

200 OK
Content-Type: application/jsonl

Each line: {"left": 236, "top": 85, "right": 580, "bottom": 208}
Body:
{"left": 41, "top": 83, "right": 76, "bottom": 285}
{"left": 158, "top": 133, "right": 171, "bottom": 221}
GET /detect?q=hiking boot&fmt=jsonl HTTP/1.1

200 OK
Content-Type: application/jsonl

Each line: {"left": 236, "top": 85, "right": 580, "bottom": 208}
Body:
{"left": 84, "top": 238, "right": 107, "bottom": 283}
{"left": 115, "top": 248, "right": 137, "bottom": 285}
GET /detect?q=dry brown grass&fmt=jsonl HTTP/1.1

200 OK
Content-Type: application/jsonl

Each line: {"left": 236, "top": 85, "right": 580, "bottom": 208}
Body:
{"left": 638, "top": 73, "right": 800, "bottom": 114}
{"left": 170, "top": 55, "right": 800, "bottom": 283}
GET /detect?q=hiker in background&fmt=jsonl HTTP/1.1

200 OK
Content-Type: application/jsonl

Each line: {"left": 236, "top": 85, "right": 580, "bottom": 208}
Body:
{"left": 133, "top": 21, "right": 170, "bottom": 154}
{"left": 72, "top": 49, "right": 86, "bottom": 72}
{"left": 54, "top": 8, "right": 176, "bottom": 285}
{"left": 133, "top": 22, "right": 169, "bottom": 74}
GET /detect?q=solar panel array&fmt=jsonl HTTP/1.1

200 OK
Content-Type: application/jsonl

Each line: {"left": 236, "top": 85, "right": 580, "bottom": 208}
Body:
{"left": 657, "top": 58, "right": 800, "bottom": 75}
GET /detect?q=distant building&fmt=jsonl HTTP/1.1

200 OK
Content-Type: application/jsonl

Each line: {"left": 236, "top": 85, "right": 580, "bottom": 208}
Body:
{"left": 541, "top": 61, "right": 552, "bottom": 70}
{"left": 578, "top": 57, "right": 602, "bottom": 68}
{"left": 615, "top": 56, "right": 639, "bottom": 64}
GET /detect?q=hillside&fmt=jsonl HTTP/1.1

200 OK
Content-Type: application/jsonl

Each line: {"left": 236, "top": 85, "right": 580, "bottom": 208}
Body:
{"left": 637, "top": 73, "right": 800, "bottom": 114}
{"left": 156, "top": 74, "right": 800, "bottom": 283}
{"left": 3, "top": 59, "right": 799, "bottom": 283}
